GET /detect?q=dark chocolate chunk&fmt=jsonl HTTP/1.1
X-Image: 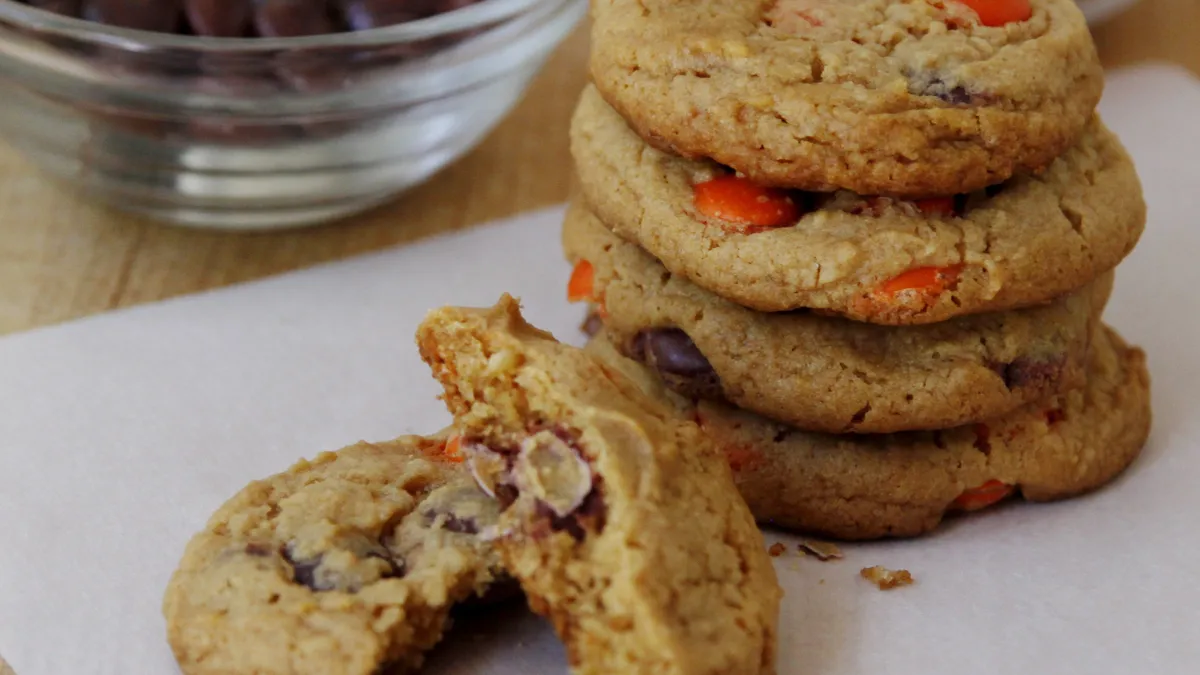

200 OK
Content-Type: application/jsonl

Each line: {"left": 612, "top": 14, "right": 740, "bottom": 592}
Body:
{"left": 532, "top": 487, "right": 607, "bottom": 543}
{"left": 27, "top": 0, "right": 84, "bottom": 16}
{"left": 253, "top": 0, "right": 337, "bottom": 37}
{"left": 988, "top": 355, "right": 1065, "bottom": 390}
{"left": 243, "top": 542, "right": 275, "bottom": 557}
{"left": 935, "top": 85, "right": 973, "bottom": 105}
{"left": 641, "top": 328, "right": 712, "bottom": 375}
{"left": 629, "top": 328, "right": 724, "bottom": 400}
{"left": 908, "top": 72, "right": 979, "bottom": 106}
{"left": 972, "top": 423, "right": 991, "bottom": 455}
{"left": 580, "top": 311, "right": 604, "bottom": 338}
{"left": 340, "top": 0, "right": 422, "bottom": 30}
{"left": 185, "top": 0, "right": 254, "bottom": 36}
{"left": 283, "top": 535, "right": 401, "bottom": 592}
{"left": 83, "top": 0, "right": 183, "bottom": 32}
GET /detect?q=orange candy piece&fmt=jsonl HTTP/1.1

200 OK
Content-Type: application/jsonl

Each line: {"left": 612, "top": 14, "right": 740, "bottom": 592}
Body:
{"left": 950, "top": 479, "right": 1014, "bottom": 511}
{"left": 956, "top": 0, "right": 1032, "bottom": 26}
{"left": 878, "top": 264, "right": 964, "bottom": 296}
{"left": 567, "top": 260, "right": 595, "bottom": 303}
{"left": 440, "top": 435, "right": 466, "bottom": 463}
{"left": 693, "top": 175, "right": 800, "bottom": 232}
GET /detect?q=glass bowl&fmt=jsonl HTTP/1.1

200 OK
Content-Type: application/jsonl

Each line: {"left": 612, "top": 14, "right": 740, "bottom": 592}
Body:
{"left": 0, "top": 0, "right": 585, "bottom": 230}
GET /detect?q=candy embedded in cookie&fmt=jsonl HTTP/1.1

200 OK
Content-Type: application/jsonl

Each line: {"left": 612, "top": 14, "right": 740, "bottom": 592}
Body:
{"left": 590, "top": 0, "right": 1102, "bottom": 196}
{"left": 692, "top": 174, "right": 802, "bottom": 233}
{"left": 163, "top": 435, "right": 505, "bottom": 675}
{"left": 572, "top": 85, "right": 1144, "bottom": 321}
{"left": 583, "top": 325, "right": 1151, "bottom": 541}
{"left": 956, "top": 0, "right": 1034, "bottom": 26}
{"left": 565, "top": 200, "right": 1110, "bottom": 434}
{"left": 417, "top": 295, "right": 781, "bottom": 675}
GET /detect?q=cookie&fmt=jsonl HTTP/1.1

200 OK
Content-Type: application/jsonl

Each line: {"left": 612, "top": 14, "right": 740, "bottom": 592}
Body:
{"left": 163, "top": 435, "right": 504, "bottom": 675}
{"left": 417, "top": 295, "right": 781, "bottom": 675}
{"left": 571, "top": 85, "right": 1144, "bottom": 322}
{"left": 586, "top": 325, "right": 1151, "bottom": 541}
{"left": 565, "top": 200, "right": 1110, "bottom": 434}
{"left": 589, "top": 0, "right": 1103, "bottom": 196}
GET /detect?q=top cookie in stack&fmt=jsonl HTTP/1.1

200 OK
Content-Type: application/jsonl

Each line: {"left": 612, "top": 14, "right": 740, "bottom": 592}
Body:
{"left": 577, "top": 0, "right": 1143, "bottom": 325}
{"left": 564, "top": 0, "right": 1152, "bottom": 539}
{"left": 590, "top": 0, "right": 1102, "bottom": 198}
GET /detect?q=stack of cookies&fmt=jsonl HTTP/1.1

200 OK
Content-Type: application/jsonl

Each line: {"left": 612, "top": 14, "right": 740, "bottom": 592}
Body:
{"left": 564, "top": 0, "right": 1151, "bottom": 539}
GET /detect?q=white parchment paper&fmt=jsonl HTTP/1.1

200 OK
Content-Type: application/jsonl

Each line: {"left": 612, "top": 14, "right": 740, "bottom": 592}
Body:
{"left": 1, "top": 64, "right": 1198, "bottom": 674}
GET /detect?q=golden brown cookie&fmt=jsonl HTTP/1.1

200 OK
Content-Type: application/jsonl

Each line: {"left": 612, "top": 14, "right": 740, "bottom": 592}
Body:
{"left": 417, "top": 296, "right": 781, "bottom": 675}
{"left": 590, "top": 0, "right": 1103, "bottom": 196}
{"left": 571, "top": 85, "right": 1144, "bottom": 323}
{"left": 565, "top": 201, "right": 1110, "bottom": 434}
{"left": 163, "top": 436, "right": 504, "bottom": 675}
{"left": 586, "top": 325, "right": 1151, "bottom": 541}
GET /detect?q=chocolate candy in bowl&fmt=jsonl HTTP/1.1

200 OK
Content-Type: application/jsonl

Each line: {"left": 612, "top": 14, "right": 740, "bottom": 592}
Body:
{"left": 0, "top": 0, "right": 584, "bottom": 229}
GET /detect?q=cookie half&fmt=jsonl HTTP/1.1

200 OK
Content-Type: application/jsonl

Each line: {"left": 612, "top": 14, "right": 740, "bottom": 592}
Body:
{"left": 587, "top": 325, "right": 1151, "bottom": 541}
{"left": 565, "top": 201, "right": 1110, "bottom": 434}
{"left": 417, "top": 296, "right": 781, "bottom": 675}
{"left": 163, "top": 436, "right": 504, "bottom": 675}
{"left": 590, "top": 0, "right": 1103, "bottom": 196}
{"left": 572, "top": 85, "right": 1144, "bottom": 323}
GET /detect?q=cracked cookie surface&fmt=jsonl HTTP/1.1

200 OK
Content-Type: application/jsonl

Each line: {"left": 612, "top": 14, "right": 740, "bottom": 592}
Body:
{"left": 571, "top": 85, "right": 1144, "bottom": 322}
{"left": 163, "top": 436, "right": 504, "bottom": 675}
{"left": 417, "top": 296, "right": 781, "bottom": 675}
{"left": 565, "top": 201, "right": 1109, "bottom": 434}
{"left": 590, "top": 0, "right": 1103, "bottom": 196}
{"left": 585, "top": 325, "right": 1151, "bottom": 540}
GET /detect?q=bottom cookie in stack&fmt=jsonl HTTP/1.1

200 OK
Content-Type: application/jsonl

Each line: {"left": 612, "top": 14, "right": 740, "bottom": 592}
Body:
{"left": 585, "top": 327, "right": 1150, "bottom": 540}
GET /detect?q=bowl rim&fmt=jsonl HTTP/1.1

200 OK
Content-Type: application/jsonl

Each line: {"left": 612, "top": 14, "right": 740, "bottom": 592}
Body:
{"left": 0, "top": 0, "right": 545, "bottom": 50}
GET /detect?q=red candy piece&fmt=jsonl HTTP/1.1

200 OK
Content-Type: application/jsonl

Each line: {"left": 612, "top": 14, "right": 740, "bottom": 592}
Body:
{"left": 693, "top": 175, "right": 800, "bottom": 233}
{"left": 956, "top": 0, "right": 1032, "bottom": 27}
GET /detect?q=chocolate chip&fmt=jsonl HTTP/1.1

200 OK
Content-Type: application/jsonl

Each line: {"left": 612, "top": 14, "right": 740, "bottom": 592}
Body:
{"left": 972, "top": 423, "right": 991, "bottom": 455}
{"left": 494, "top": 483, "right": 518, "bottom": 510}
{"left": 243, "top": 542, "right": 275, "bottom": 557}
{"left": 936, "top": 86, "right": 972, "bottom": 105}
{"left": 629, "top": 328, "right": 724, "bottom": 400}
{"left": 83, "top": 0, "right": 183, "bottom": 31}
{"left": 640, "top": 328, "right": 712, "bottom": 374}
{"left": 533, "top": 487, "right": 606, "bottom": 542}
{"left": 988, "top": 356, "right": 1064, "bottom": 390}
{"left": 908, "top": 73, "right": 978, "bottom": 106}
{"left": 440, "top": 513, "right": 479, "bottom": 534}
{"left": 286, "top": 550, "right": 325, "bottom": 589}
{"left": 283, "top": 535, "right": 402, "bottom": 592}
{"left": 580, "top": 311, "right": 604, "bottom": 338}
{"left": 185, "top": 0, "right": 254, "bottom": 36}
{"left": 253, "top": 0, "right": 337, "bottom": 37}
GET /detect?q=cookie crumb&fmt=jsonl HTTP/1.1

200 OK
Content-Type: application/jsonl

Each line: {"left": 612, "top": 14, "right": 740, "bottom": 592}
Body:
{"left": 860, "top": 566, "right": 914, "bottom": 590}
{"left": 768, "top": 542, "right": 787, "bottom": 557}
{"left": 798, "top": 540, "right": 843, "bottom": 561}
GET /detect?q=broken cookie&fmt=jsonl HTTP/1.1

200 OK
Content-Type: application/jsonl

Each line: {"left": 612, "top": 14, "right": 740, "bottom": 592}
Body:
{"left": 417, "top": 295, "right": 782, "bottom": 675}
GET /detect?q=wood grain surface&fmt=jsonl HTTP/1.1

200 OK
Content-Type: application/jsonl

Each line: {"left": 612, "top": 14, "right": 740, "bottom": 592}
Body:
{"left": 2, "top": 0, "right": 1197, "bottom": 336}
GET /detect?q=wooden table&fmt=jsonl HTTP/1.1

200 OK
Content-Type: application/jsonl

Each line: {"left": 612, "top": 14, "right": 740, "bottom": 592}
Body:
{"left": 2, "top": 0, "right": 1197, "bottom": 336}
